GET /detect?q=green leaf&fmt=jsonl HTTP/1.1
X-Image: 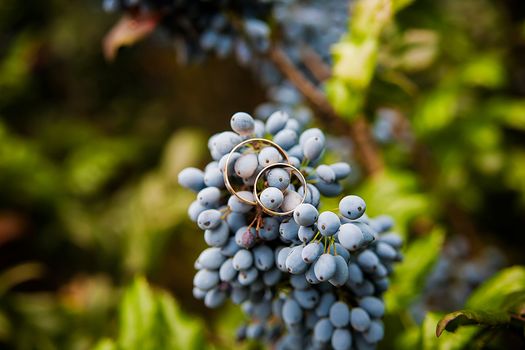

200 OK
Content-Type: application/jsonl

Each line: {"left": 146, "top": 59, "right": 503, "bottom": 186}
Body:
{"left": 332, "top": 39, "right": 378, "bottom": 89}
{"left": 501, "top": 291, "right": 525, "bottom": 317}
{"left": 436, "top": 310, "right": 510, "bottom": 337}
{"left": 466, "top": 266, "right": 525, "bottom": 310}
{"left": 327, "top": 0, "right": 410, "bottom": 119}
{"left": 460, "top": 55, "right": 505, "bottom": 88}
{"left": 422, "top": 312, "right": 478, "bottom": 350}
{"left": 325, "top": 79, "right": 364, "bottom": 121}
{"left": 485, "top": 99, "right": 525, "bottom": 131}
{"left": 384, "top": 228, "right": 445, "bottom": 313}
{"left": 156, "top": 291, "right": 205, "bottom": 350}
{"left": 93, "top": 339, "right": 117, "bottom": 350}
{"left": 395, "top": 324, "right": 421, "bottom": 349}
{"left": 118, "top": 276, "right": 157, "bottom": 349}
{"left": 431, "top": 268, "right": 525, "bottom": 345}
{"left": 357, "top": 170, "right": 432, "bottom": 239}
{"left": 412, "top": 87, "right": 459, "bottom": 136}
{"left": 96, "top": 276, "right": 207, "bottom": 350}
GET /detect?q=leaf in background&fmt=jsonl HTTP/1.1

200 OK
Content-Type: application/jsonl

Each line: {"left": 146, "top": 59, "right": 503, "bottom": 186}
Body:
{"left": 0, "top": 33, "right": 39, "bottom": 105}
{"left": 422, "top": 312, "right": 478, "bottom": 350}
{"left": 332, "top": 39, "right": 379, "bottom": 89}
{"left": 65, "top": 138, "right": 140, "bottom": 196}
{"left": 357, "top": 170, "right": 432, "bottom": 239}
{"left": 124, "top": 129, "right": 206, "bottom": 273}
{"left": 0, "top": 262, "right": 45, "bottom": 297}
{"left": 381, "top": 29, "right": 438, "bottom": 73}
{"left": 436, "top": 310, "right": 510, "bottom": 337}
{"left": 60, "top": 129, "right": 206, "bottom": 272}
{"left": 433, "top": 267, "right": 525, "bottom": 342}
{"left": 412, "top": 87, "right": 459, "bottom": 136}
{"left": 485, "top": 99, "right": 525, "bottom": 131}
{"left": 156, "top": 291, "right": 205, "bottom": 350}
{"left": 466, "top": 266, "right": 525, "bottom": 310}
{"left": 503, "top": 151, "right": 525, "bottom": 206}
{"left": 328, "top": 0, "right": 411, "bottom": 120}
{"left": 385, "top": 228, "right": 445, "bottom": 313}
{"left": 118, "top": 276, "right": 157, "bottom": 349}
{"left": 93, "top": 339, "right": 117, "bottom": 350}
{"left": 0, "top": 310, "right": 11, "bottom": 341}
{"left": 95, "top": 276, "right": 206, "bottom": 350}
{"left": 0, "top": 121, "right": 62, "bottom": 203}
{"left": 460, "top": 55, "right": 505, "bottom": 88}
{"left": 103, "top": 13, "right": 161, "bottom": 61}
{"left": 501, "top": 291, "right": 525, "bottom": 317}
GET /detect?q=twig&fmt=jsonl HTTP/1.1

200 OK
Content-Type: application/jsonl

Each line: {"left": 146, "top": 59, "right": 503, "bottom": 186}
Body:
{"left": 268, "top": 46, "right": 384, "bottom": 176}
{"left": 300, "top": 46, "right": 332, "bottom": 82}
{"left": 348, "top": 116, "right": 384, "bottom": 176}
{"left": 269, "top": 46, "right": 338, "bottom": 122}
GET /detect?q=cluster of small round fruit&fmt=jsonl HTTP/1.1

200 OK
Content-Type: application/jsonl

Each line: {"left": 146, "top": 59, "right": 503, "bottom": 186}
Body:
{"left": 179, "top": 111, "right": 403, "bottom": 349}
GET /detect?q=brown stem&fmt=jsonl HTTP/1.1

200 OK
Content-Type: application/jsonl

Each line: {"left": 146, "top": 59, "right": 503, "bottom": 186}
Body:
{"left": 268, "top": 46, "right": 384, "bottom": 176}
{"left": 300, "top": 46, "right": 332, "bottom": 82}
{"left": 348, "top": 116, "right": 384, "bottom": 176}
{"left": 269, "top": 46, "right": 338, "bottom": 122}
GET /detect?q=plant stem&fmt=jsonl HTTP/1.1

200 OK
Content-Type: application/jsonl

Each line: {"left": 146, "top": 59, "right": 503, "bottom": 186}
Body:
{"left": 268, "top": 46, "right": 384, "bottom": 176}
{"left": 300, "top": 45, "right": 332, "bottom": 82}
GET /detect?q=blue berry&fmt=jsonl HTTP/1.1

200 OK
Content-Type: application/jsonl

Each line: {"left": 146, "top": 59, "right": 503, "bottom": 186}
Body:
{"left": 330, "top": 162, "right": 351, "bottom": 180}
{"left": 233, "top": 249, "right": 253, "bottom": 270}
{"left": 316, "top": 164, "right": 336, "bottom": 183}
{"left": 350, "top": 307, "right": 371, "bottom": 332}
{"left": 339, "top": 195, "right": 366, "bottom": 220}
{"left": 331, "top": 328, "right": 352, "bottom": 350}
{"left": 231, "top": 112, "right": 255, "bottom": 136}
{"left": 178, "top": 167, "right": 206, "bottom": 192}
{"left": 293, "top": 203, "right": 319, "bottom": 226}
{"left": 266, "top": 168, "right": 290, "bottom": 190}
{"left": 260, "top": 187, "right": 284, "bottom": 210}
{"left": 318, "top": 211, "right": 340, "bottom": 236}
{"left": 266, "top": 111, "right": 289, "bottom": 135}
{"left": 338, "top": 223, "right": 364, "bottom": 251}
{"left": 329, "top": 301, "right": 350, "bottom": 328}
{"left": 197, "top": 186, "right": 222, "bottom": 207}
{"left": 314, "top": 254, "right": 336, "bottom": 281}
{"left": 313, "top": 318, "right": 333, "bottom": 343}
{"left": 197, "top": 209, "right": 222, "bottom": 230}
{"left": 235, "top": 153, "right": 259, "bottom": 178}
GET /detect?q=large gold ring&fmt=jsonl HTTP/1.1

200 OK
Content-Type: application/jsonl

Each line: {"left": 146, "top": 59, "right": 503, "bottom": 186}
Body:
{"left": 223, "top": 138, "right": 290, "bottom": 206}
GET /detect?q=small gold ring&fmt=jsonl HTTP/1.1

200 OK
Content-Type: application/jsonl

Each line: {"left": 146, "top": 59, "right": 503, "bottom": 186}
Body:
{"left": 223, "top": 138, "right": 290, "bottom": 205}
{"left": 253, "top": 162, "right": 308, "bottom": 216}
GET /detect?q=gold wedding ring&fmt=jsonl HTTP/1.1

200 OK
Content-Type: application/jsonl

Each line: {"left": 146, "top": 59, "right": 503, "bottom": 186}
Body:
{"left": 253, "top": 162, "right": 308, "bottom": 216}
{"left": 223, "top": 138, "right": 290, "bottom": 205}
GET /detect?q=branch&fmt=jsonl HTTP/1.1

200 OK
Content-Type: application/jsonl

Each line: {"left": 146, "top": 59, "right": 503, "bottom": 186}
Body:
{"left": 268, "top": 46, "right": 384, "bottom": 176}
{"left": 300, "top": 46, "right": 332, "bottom": 82}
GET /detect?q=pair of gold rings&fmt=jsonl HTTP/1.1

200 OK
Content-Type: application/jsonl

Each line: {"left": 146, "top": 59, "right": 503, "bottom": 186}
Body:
{"left": 223, "top": 138, "right": 308, "bottom": 216}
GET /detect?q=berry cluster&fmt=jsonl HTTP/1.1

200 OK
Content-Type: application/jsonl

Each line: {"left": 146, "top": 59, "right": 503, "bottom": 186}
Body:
{"left": 103, "top": 0, "right": 272, "bottom": 63}
{"left": 409, "top": 236, "right": 506, "bottom": 323}
{"left": 179, "top": 111, "right": 403, "bottom": 349}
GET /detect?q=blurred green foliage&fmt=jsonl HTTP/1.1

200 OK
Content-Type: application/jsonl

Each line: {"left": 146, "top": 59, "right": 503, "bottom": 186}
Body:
{"left": 94, "top": 277, "right": 205, "bottom": 350}
{"left": 0, "top": 0, "right": 525, "bottom": 349}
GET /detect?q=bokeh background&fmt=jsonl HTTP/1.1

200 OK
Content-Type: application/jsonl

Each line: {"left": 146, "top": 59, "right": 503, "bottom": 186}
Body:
{"left": 1, "top": 0, "right": 525, "bottom": 349}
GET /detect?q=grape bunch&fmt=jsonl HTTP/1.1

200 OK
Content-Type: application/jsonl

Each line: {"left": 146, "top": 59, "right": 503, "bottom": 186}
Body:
{"left": 103, "top": 0, "right": 273, "bottom": 63}
{"left": 409, "top": 236, "right": 506, "bottom": 323}
{"left": 178, "top": 111, "right": 403, "bottom": 349}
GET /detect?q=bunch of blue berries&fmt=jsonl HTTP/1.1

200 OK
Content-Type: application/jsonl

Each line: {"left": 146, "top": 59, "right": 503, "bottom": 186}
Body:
{"left": 103, "top": 0, "right": 273, "bottom": 63}
{"left": 178, "top": 111, "right": 403, "bottom": 349}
